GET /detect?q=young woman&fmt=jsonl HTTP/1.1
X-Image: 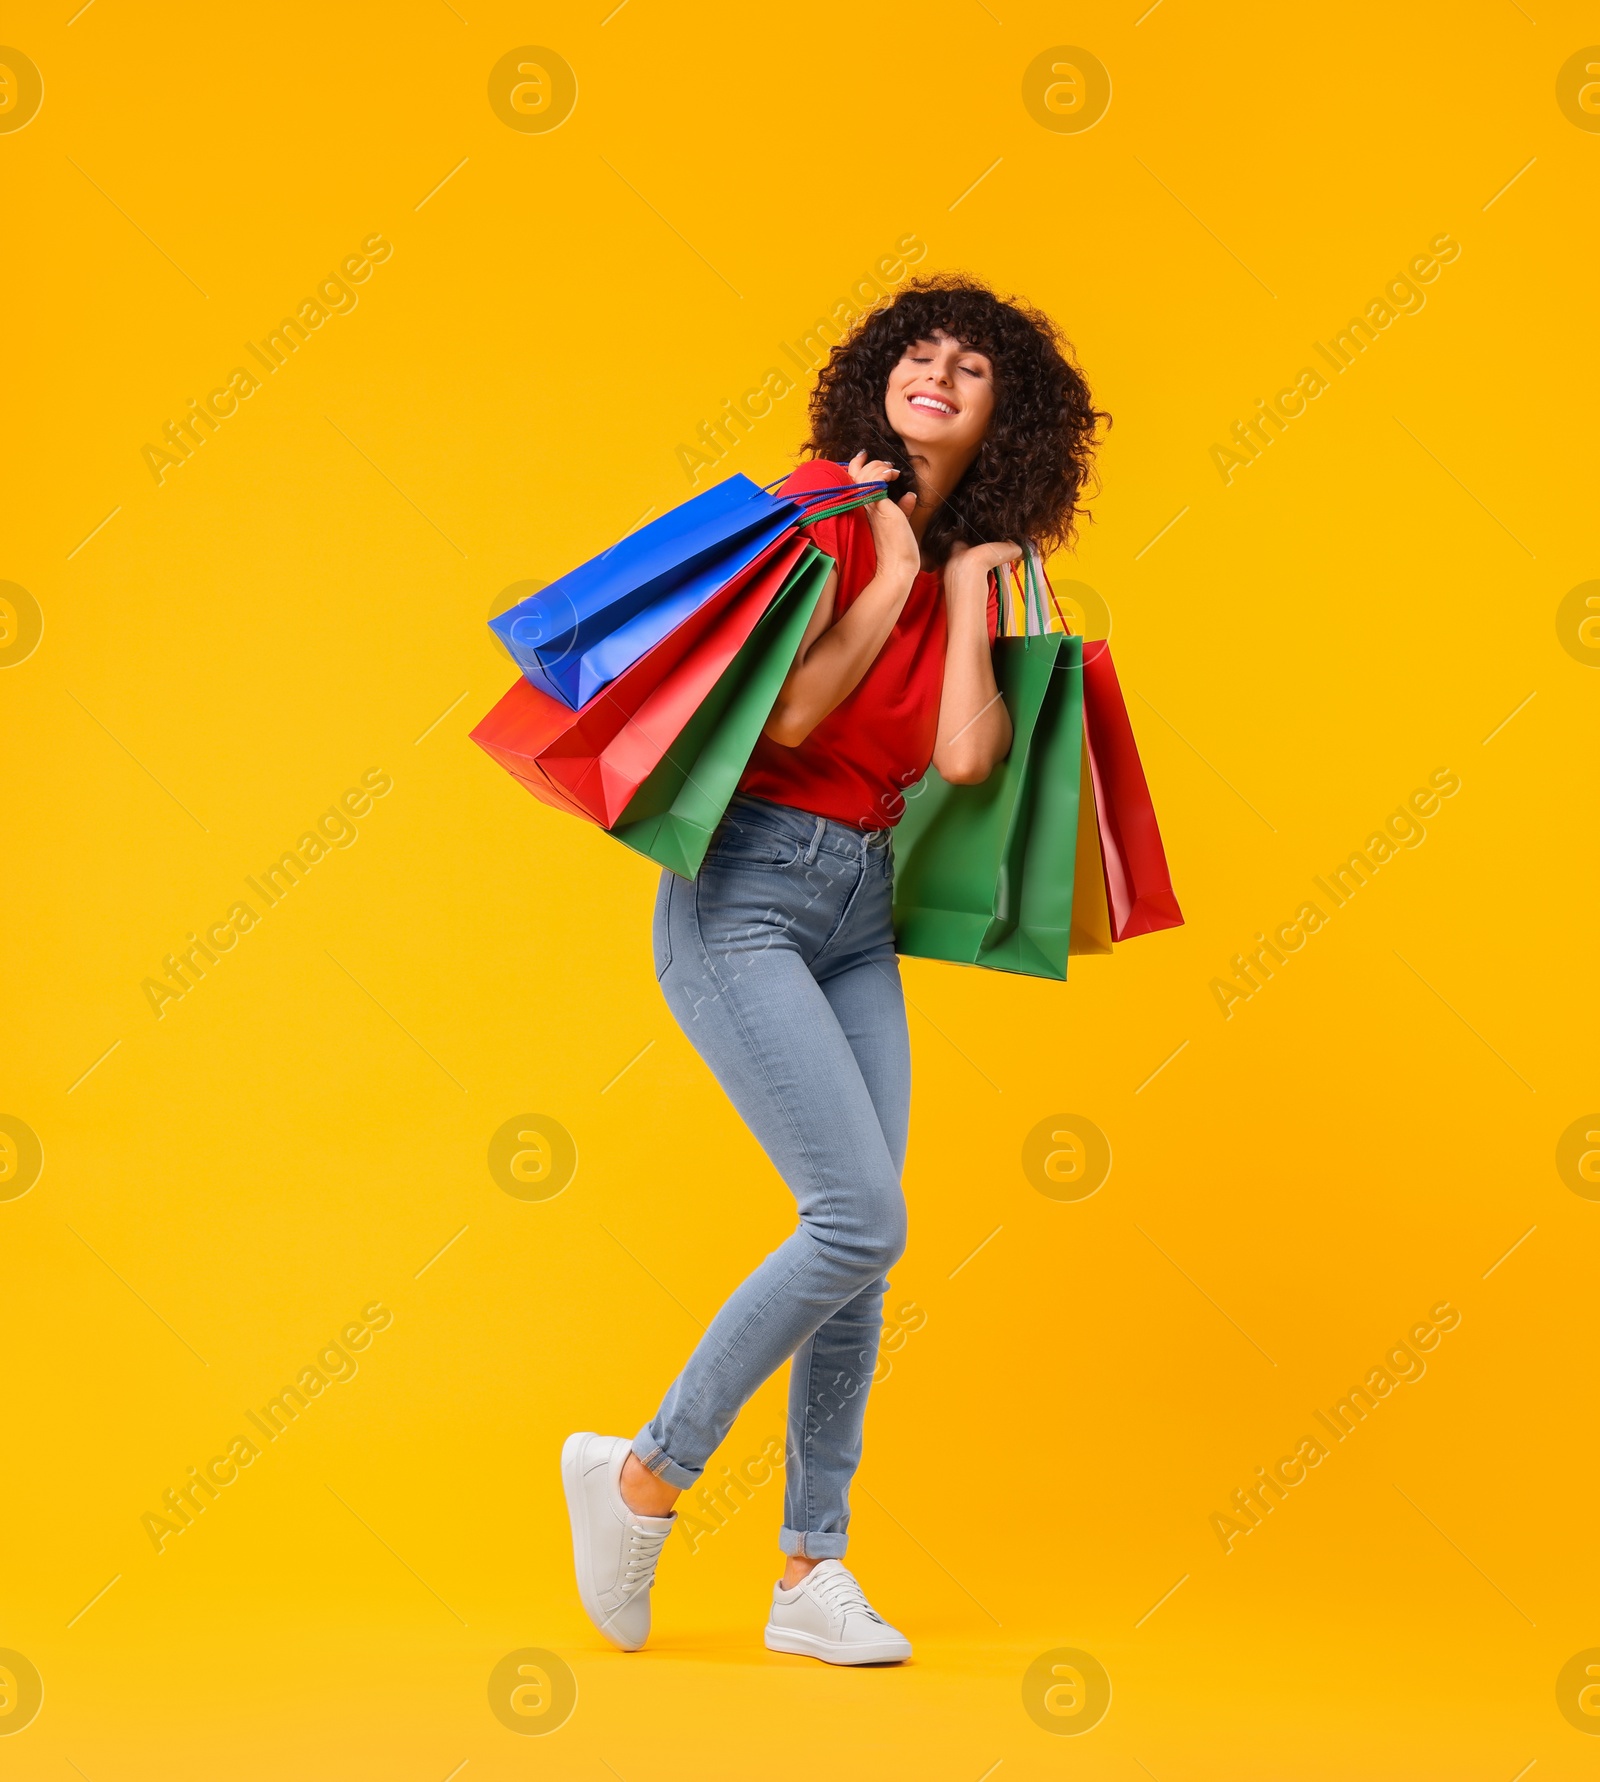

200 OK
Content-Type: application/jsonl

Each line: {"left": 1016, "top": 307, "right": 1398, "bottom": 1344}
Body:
{"left": 563, "top": 276, "right": 1104, "bottom": 1664}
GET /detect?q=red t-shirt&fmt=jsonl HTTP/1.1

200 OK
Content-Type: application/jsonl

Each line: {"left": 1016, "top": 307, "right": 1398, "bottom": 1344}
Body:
{"left": 738, "top": 460, "right": 997, "bottom": 831}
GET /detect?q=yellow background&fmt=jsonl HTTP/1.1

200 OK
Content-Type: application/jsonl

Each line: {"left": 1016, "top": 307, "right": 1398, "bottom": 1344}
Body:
{"left": 4, "top": 2, "right": 1597, "bottom": 1776}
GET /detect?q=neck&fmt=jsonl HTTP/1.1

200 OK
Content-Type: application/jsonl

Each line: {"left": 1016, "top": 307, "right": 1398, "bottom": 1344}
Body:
{"left": 903, "top": 444, "right": 977, "bottom": 544}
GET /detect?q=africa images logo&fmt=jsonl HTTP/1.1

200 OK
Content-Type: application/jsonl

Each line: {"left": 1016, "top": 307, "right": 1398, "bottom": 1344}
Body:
{"left": 142, "top": 1303, "right": 393, "bottom": 1552}
{"left": 140, "top": 235, "right": 394, "bottom": 485}
{"left": 1209, "top": 1302, "right": 1461, "bottom": 1551}
{"left": 141, "top": 769, "right": 393, "bottom": 1017}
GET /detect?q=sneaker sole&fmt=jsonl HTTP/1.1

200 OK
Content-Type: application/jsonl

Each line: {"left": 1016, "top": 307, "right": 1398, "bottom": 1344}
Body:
{"left": 763, "top": 1623, "right": 911, "bottom": 1666}
{"left": 560, "top": 1432, "right": 644, "bottom": 1652}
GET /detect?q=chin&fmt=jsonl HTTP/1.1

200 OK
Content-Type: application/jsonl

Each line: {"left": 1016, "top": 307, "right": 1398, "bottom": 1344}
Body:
{"left": 891, "top": 412, "right": 952, "bottom": 448}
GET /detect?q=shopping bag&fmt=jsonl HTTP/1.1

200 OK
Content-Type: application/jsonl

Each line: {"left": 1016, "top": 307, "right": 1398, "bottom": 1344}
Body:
{"left": 891, "top": 633, "right": 1084, "bottom": 979}
{"left": 491, "top": 474, "right": 882, "bottom": 710}
{"left": 1069, "top": 730, "right": 1115, "bottom": 955}
{"left": 611, "top": 545, "right": 833, "bottom": 878}
{"left": 479, "top": 755, "right": 596, "bottom": 823}
{"left": 999, "top": 546, "right": 1181, "bottom": 945}
{"left": 471, "top": 535, "right": 810, "bottom": 827}
{"left": 1081, "top": 642, "right": 1184, "bottom": 940}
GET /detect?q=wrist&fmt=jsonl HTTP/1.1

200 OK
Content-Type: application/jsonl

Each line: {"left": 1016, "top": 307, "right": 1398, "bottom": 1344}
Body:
{"left": 943, "top": 563, "right": 990, "bottom": 602}
{"left": 873, "top": 547, "right": 920, "bottom": 589}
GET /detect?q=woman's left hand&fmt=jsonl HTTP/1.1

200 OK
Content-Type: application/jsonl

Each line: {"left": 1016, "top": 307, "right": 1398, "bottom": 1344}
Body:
{"left": 932, "top": 539, "right": 1017, "bottom": 783}
{"left": 945, "top": 538, "right": 1022, "bottom": 594}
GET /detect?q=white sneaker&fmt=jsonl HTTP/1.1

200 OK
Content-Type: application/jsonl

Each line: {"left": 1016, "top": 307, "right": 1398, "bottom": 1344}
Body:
{"left": 764, "top": 1559, "right": 912, "bottom": 1665}
{"left": 560, "top": 1432, "right": 673, "bottom": 1651}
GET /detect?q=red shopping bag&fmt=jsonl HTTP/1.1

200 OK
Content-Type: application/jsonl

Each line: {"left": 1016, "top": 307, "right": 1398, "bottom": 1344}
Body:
{"left": 1080, "top": 641, "right": 1184, "bottom": 940}
{"left": 473, "top": 534, "right": 810, "bottom": 828}
{"left": 490, "top": 759, "right": 596, "bottom": 821}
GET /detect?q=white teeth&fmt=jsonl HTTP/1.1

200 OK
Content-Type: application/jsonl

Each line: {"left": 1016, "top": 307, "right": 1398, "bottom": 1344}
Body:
{"left": 909, "top": 396, "right": 955, "bottom": 415}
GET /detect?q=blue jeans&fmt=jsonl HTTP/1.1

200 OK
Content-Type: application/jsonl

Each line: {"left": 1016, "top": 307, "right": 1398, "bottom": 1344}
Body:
{"left": 633, "top": 794, "right": 911, "bottom": 1558}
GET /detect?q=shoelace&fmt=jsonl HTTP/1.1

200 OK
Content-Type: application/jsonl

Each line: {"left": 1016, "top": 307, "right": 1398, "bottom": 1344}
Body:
{"left": 621, "top": 1521, "right": 670, "bottom": 1590}
{"left": 808, "top": 1567, "right": 883, "bottom": 1624}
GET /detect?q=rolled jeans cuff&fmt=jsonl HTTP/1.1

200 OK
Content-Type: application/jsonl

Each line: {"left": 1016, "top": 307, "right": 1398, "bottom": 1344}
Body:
{"left": 779, "top": 1527, "right": 848, "bottom": 1560}
{"left": 630, "top": 1430, "right": 701, "bottom": 1492}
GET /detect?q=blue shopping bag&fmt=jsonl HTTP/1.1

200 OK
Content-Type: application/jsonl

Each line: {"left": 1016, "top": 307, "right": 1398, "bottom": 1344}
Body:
{"left": 490, "top": 472, "right": 883, "bottom": 710}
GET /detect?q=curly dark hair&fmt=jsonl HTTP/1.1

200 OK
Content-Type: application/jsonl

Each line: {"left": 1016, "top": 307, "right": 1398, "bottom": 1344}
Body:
{"left": 802, "top": 274, "right": 1107, "bottom": 565}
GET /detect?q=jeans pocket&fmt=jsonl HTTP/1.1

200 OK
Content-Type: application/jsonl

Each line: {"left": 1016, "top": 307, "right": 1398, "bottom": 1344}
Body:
{"left": 709, "top": 822, "right": 803, "bottom": 869}
{"left": 652, "top": 869, "right": 675, "bottom": 979}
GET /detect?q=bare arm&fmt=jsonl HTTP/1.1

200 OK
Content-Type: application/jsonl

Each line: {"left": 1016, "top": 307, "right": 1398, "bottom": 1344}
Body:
{"left": 762, "top": 453, "right": 921, "bottom": 748}
{"left": 931, "top": 541, "right": 1018, "bottom": 785}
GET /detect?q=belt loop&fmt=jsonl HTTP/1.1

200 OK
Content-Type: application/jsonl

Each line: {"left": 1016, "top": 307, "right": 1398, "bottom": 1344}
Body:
{"left": 804, "top": 816, "right": 825, "bottom": 864}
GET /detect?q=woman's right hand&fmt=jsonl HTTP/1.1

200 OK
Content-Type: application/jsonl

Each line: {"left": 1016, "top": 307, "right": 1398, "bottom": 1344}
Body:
{"left": 846, "top": 449, "right": 920, "bottom": 583}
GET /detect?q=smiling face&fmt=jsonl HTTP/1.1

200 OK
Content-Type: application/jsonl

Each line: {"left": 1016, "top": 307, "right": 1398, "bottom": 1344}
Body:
{"left": 883, "top": 329, "right": 997, "bottom": 459}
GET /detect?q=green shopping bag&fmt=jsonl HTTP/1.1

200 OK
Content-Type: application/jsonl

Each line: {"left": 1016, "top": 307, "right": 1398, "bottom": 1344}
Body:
{"left": 611, "top": 545, "right": 832, "bottom": 877}
{"left": 892, "top": 633, "right": 1085, "bottom": 980}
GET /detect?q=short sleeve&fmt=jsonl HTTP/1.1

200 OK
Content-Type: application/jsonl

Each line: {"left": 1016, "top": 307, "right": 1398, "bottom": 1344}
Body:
{"left": 776, "top": 459, "right": 864, "bottom": 594}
